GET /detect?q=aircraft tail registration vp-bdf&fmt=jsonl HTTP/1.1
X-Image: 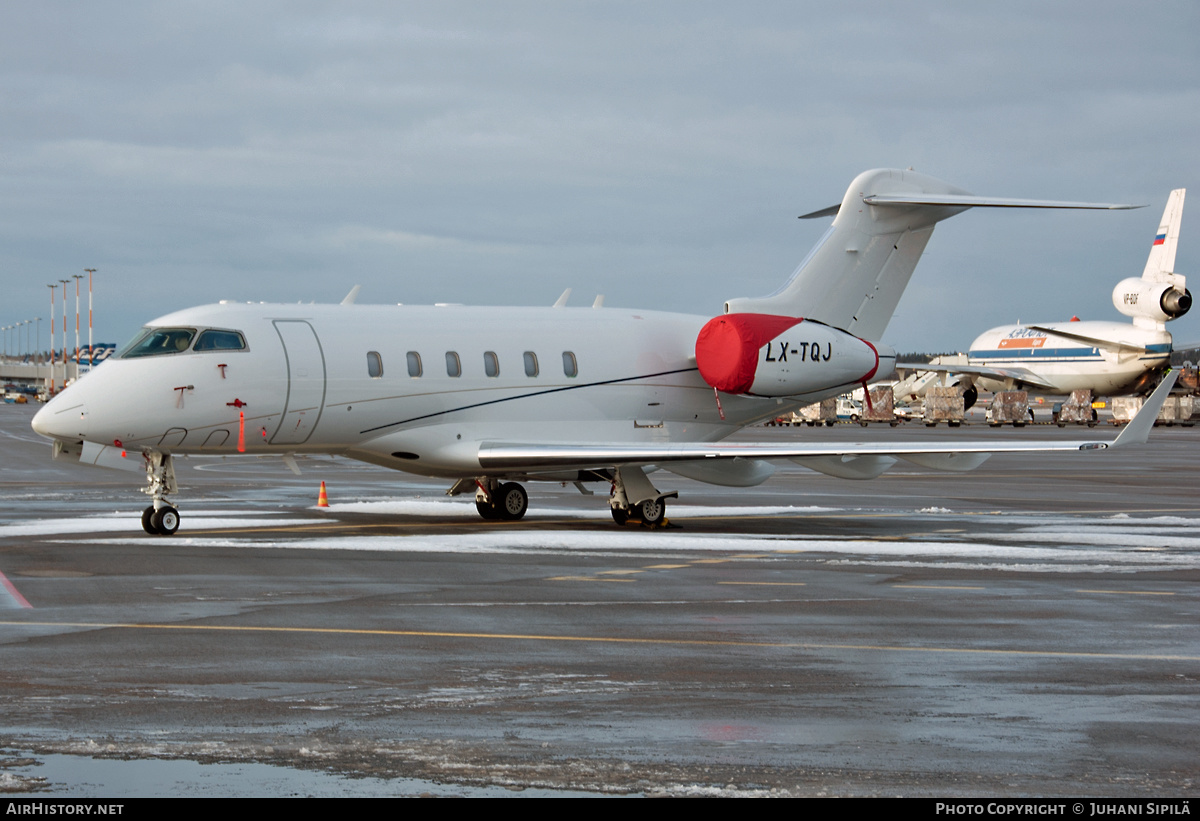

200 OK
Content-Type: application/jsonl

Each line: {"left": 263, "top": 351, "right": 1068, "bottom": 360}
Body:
{"left": 32, "top": 168, "right": 1172, "bottom": 535}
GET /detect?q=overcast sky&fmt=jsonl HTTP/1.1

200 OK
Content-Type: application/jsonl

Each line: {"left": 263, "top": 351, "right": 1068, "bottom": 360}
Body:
{"left": 2, "top": 1, "right": 1197, "bottom": 353}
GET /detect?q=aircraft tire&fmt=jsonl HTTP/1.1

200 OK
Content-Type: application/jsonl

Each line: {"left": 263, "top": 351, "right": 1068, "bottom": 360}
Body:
{"left": 151, "top": 506, "right": 180, "bottom": 536}
{"left": 611, "top": 507, "right": 629, "bottom": 526}
{"left": 962, "top": 386, "right": 978, "bottom": 411}
{"left": 141, "top": 507, "right": 157, "bottom": 535}
{"left": 497, "top": 482, "right": 528, "bottom": 521}
{"left": 475, "top": 499, "right": 501, "bottom": 520}
{"left": 638, "top": 497, "right": 666, "bottom": 527}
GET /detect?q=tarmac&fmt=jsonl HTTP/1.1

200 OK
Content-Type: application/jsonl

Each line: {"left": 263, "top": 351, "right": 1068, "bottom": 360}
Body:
{"left": 0, "top": 401, "right": 1197, "bottom": 796}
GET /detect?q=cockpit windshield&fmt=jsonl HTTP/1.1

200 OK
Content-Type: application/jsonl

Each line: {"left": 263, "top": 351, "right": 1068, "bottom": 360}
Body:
{"left": 193, "top": 329, "right": 247, "bottom": 351}
{"left": 117, "top": 327, "right": 197, "bottom": 358}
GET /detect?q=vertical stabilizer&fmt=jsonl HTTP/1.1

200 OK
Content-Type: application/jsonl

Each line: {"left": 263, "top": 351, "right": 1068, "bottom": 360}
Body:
{"left": 724, "top": 169, "right": 1140, "bottom": 342}
{"left": 724, "top": 169, "right": 969, "bottom": 341}
{"left": 1142, "top": 189, "right": 1186, "bottom": 283}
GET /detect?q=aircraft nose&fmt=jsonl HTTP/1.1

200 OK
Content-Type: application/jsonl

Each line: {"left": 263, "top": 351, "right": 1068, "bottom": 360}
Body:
{"left": 31, "top": 391, "right": 89, "bottom": 441}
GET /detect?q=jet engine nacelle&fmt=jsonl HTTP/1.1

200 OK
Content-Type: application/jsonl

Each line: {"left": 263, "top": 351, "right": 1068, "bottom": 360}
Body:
{"left": 695, "top": 313, "right": 889, "bottom": 397}
{"left": 1112, "top": 277, "right": 1192, "bottom": 322}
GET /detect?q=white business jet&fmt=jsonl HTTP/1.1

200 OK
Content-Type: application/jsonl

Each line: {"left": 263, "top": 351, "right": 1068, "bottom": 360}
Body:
{"left": 896, "top": 189, "right": 1188, "bottom": 405}
{"left": 31, "top": 168, "right": 1172, "bottom": 536}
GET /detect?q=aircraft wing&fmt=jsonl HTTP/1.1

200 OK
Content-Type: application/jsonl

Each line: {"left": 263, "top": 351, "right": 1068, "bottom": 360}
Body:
{"left": 479, "top": 372, "right": 1176, "bottom": 474}
{"left": 479, "top": 436, "right": 1103, "bottom": 471}
{"left": 1023, "top": 325, "right": 1155, "bottom": 354}
{"left": 894, "top": 361, "right": 1061, "bottom": 392}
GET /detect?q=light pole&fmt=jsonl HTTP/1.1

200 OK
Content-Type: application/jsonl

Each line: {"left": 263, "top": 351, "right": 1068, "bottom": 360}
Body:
{"left": 47, "top": 284, "right": 56, "bottom": 393}
{"left": 84, "top": 268, "right": 96, "bottom": 365}
{"left": 59, "top": 279, "right": 69, "bottom": 383}
{"left": 72, "top": 273, "right": 83, "bottom": 364}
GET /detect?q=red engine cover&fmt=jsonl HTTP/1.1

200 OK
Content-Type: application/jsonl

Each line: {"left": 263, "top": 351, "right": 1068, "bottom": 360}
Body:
{"left": 695, "top": 313, "right": 804, "bottom": 394}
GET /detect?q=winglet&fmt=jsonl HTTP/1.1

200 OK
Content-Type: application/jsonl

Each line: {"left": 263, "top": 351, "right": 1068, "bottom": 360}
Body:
{"left": 1112, "top": 370, "right": 1179, "bottom": 447}
{"left": 553, "top": 288, "right": 571, "bottom": 308}
{"left": 341, "top": 285, "right": 362, "bottom": 305}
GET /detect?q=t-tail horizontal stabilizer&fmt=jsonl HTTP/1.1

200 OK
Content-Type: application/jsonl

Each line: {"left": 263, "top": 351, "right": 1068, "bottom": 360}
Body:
{"left": 729, "top": 168, "right": 1141, "bottom": 341}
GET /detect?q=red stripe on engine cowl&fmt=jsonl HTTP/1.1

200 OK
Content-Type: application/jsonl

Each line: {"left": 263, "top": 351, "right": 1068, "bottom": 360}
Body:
{"left": 859, "top": 338, "right": 881, "bottom": 383}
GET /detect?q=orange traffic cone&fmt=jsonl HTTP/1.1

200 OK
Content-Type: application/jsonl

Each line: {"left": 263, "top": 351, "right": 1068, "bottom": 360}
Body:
{"left": 317, "top": 481, "right": 329, "bottom": 508}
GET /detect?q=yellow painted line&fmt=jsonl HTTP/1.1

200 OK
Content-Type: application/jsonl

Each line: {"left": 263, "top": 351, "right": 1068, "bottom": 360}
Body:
{"left": 692, "top": 558, "right": 732, "bottom": 564}
{"left": 1075, "top": 589, "right": 1176, "bottom": 596}
{"left": 596, "top": 569, "right": 644, "bottom": 575}
{"left": 546, "top": 576, "right": 635, "bottom": 583}
{"left": 730, "top": 554, "right": 770, "bottom": 559}
{"left": 2, "top": 620, "right": 1196, "bottom": 661}
{"left": 894, "top": 585, "right": 985, "bottom": 591}
{"left": 717, "top": 581, "right": 806, "bottom": 587}
{"left": 643, "top": 564, "right": 690, "bottom": 569}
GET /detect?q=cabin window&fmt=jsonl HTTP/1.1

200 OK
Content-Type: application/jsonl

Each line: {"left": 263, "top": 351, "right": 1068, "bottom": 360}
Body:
{"left": 406, "top": 351, "right": 422, "bottom": 377}
{"left": 523, "top": 351, "right": 539, "bottom": 377}
{"left": 366, "top": 351, "right": 383, "bottom": 378}
{"left": 483, "top": 351, "right": 499, "bottom": 377}
{"left": 446, "top": 351, "right": 461, "bottom": 377}
{"left": 118, "top": 327, "right": 196, "bottom": 358}
{"left": 562, "top": 351, "right": 578, "bottom": 378}
{"left": 193, "top": 329, "right": 247, "bottom": 352}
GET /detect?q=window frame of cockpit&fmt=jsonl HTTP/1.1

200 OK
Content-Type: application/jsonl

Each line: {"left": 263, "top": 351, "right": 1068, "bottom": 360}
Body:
{"left": 116, "top": 327, "right": 198, "bottom": 359}
{"left": 191, "top": 328, "right": 249, "bottom": 354}
{"left": 116, "top": 326, "right": 249, "bottom": 359}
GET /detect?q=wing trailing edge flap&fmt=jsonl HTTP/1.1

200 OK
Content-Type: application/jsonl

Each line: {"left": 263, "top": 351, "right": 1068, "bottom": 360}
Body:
{"left": 791, "top": 454, "right": 897, "bottom": 480}
{"left": 791, "top": 451, "right": 988, "bottom": 480}
{"left": 661, "top": 457, "right": 776, "bottom": 487}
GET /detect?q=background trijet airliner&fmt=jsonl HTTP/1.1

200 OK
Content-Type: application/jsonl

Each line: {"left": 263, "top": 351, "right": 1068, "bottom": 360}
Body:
{"left": 895, "top": 189, "right": 1189, "bottom": 405}
{"left": 32, "top": 168, "right": 1171, "bottom": 536}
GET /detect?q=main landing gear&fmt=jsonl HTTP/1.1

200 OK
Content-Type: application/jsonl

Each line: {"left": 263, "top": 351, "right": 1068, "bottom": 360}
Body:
{"left": 455, "top": 468, "right": 675, "bottom": 527}
{"left": 473, "top": 478, "right": 529, "bottom": 521}
{"left": 608, "top": 466, "right": 675, "bottom": 528}
{"left": 141, "top": 451, "right": 181, "bottom": 536}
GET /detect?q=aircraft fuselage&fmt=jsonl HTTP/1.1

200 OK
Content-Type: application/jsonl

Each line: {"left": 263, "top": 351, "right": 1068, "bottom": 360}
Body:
{"left": 33, "top": 301, "right": 888, "bottom": 479}
{"left": 967, "top": 321, "right": 1171, "bottom": 395}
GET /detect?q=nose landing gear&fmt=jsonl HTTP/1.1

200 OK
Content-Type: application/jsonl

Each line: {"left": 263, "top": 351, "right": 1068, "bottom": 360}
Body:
{"left": 142, "top": 504, "right": 180, "bottom": 535}
{"left": 141, "top": 451, "right": 181, "bottom": 536}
